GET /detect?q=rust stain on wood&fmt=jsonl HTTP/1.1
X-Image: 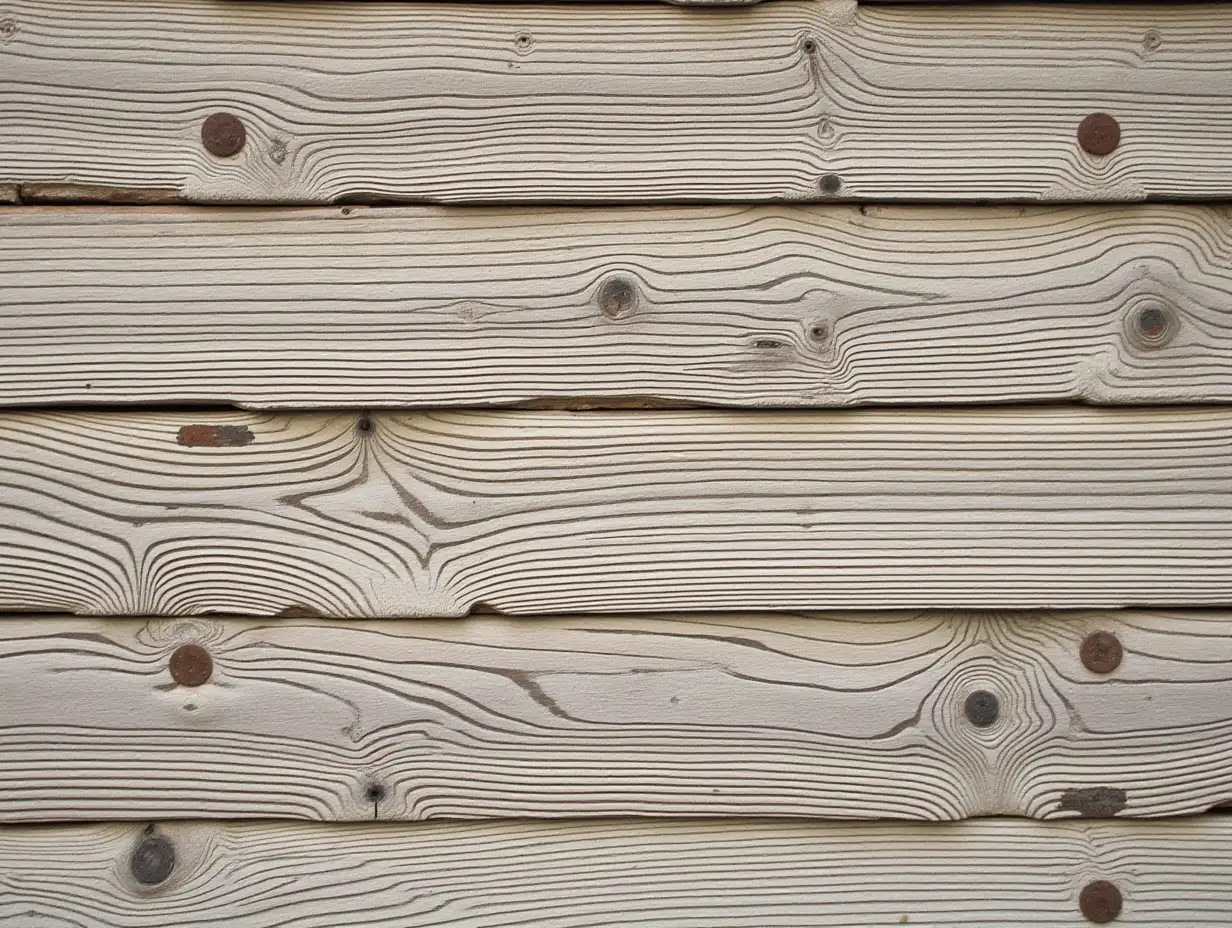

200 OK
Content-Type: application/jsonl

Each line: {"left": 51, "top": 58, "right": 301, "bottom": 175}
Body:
{"left": 1058, "top": 786, "right": 1127, "bottom": 818}
{"left": 177, "top": 424, "right": 254, "bottom": 448}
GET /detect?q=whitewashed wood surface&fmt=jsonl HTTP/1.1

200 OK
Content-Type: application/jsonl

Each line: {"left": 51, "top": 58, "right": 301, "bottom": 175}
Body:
{"left": 4, "top": 204, "right": 1231, "bottom": 408}
{"left": 2, "top": 1, "right": 1229, "bottom": 203}
{"left": 2, "top": 408, "right": 1231, "bottom": 616}
{"left": 1, "top": 610, "right": 1228, "bottom": 822}
{"left": 3, "top": 818, "right": 1230, "bottom": 926}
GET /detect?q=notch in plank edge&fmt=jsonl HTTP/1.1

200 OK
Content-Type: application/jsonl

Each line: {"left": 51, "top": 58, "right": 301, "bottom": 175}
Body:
{"left": 3, "top": 406, "right": 1232, "bottom": 617}
{"left": 3, "top": 203, "right": 1230, "bottom": 409}
{"left": 0, "top": 609, "right": 1228, "bottom": 822}
{"left": 0, "top": 0, "right": 1225, "bottom": 203}
{"left": 3, "top": 819, "right": 1231, "bottom": 926}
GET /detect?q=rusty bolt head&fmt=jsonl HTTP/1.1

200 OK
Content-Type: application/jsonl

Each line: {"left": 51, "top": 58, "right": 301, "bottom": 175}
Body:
{"left": 1078, "top": 113, "right": 1120, "bottom": 156}
{"left": 1080, "top": 631, "right": 1123, "bottom": 674}
{"left": 169, "top": 644, "right": 212, "bottom": 687}
{"left": 964, "top": 690, "right": 999, "bottom": 727}
{"left": 130, "top": 834, "right": 176, "bottom": 886}
{"left": 201, "top": 112, "right": 246, "bottom": 158}
{"left": 1079, "top": 880, "right": 1123, "bottom": 923}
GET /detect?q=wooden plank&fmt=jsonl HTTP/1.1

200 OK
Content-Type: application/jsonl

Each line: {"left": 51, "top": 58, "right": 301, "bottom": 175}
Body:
{"left": 5, "top": 204, "right": 1232, "bottom": 409}
{"left": 3, "top": 1, "right": 1230, "bottom": 203}
{"left": 1, "top": 610, "right": 1229, "bottom": 822}
{"left": 1, "top": 408, "right": 1231, "bottom": 616}
{"left": 2, "top": 818, "right": 1230, "bottom": 926}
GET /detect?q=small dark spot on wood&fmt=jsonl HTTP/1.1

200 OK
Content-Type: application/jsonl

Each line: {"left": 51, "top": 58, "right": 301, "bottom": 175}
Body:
{"left": 753, "top": 338, "right": 784, "bottom": 350}
{"left": 819, "top": 173, "right": 843, "bottom": 195}
{"left": 130, "top": 834, "right": 175, "bottom": 886}
{"left": 809, "top": 321, "right": 831, "bottom": 344}
{"left": 803, "top": 38, "right": 816, "bottom": 54}
{"left": 596, "top": 275, "right": 639, "bottom": 320}
{"left": 1059, "top": 787, "right": 1127, "bottom": 818}
{"left": 177, "top": 424, "right": 254, "bottom": 448}
{"left": 357, "top": 414, "right": 373, "bottom": 434}
{"left": 365, "top": 782, "right": 386, "bottom": 803}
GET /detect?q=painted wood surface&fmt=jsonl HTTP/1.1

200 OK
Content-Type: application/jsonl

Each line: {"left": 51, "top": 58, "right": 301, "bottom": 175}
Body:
{"left": 5, "top": 204, "right": 1232, "bottom": 408}
{"left": 3, "top": 818, "right": 1231, "bottom": 926}
{"left": 2, "top": 408, "right": 1232, "bottom": 616}
{"left": 2, "top": 1, "right": 1229, "bottom": 203}
{"left": 1, "top": 610, "right": 1229, "bottom": 822}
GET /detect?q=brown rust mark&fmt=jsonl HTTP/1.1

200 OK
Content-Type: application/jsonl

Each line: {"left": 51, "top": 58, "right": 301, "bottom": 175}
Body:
{"left": 1058, "top": 786, "right": 1127, "bottom": 818}
{"left": 177, "top": 424, "right": 254, "bottom": 448}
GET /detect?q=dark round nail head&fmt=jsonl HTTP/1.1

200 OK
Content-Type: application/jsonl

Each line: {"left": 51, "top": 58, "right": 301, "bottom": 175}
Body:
{"left": 201, "top": 112, "right": 246, "bottom": 158}
{"left": 1078, "top": 113, "right": 1120, "bottom": 156}
{"left": 1080, "top": 631, "right": 1123, "bottom": 674}
{"left": 1079, "top": 879, "right": 1123, "bottom": 923}
{"left": 169, "top": 644, "right": 212, "bottom": 687}
{"left": 130, "top": 835, "right": 176, "bottom": 886}
{"left": 596, "top": 275, "right": 638, "bottom": 320}
{"left": 1130, "top": 304, "right": 1175, "bottom": 347}
{"left": 964, "top": 690, "right": 999, "bottom": 728}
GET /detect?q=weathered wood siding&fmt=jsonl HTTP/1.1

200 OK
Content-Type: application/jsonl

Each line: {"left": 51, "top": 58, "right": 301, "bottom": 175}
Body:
{"left": 3, "top": 0, "right": 1230, "bottom": 921}
{"left": 3, "top": 1, "right": 1231, "bottom": 203}
{"left": 3, "top": 204, "right": 1230, "bottom": 408}
{"left": 0, "top": 610, "right": 1226, "bottom": 823}
{"left": 3, "top": 819, "right": 1231, "bottom": 927}
{"left": 2, "top": 408, "right": 1230, "bottom": 616}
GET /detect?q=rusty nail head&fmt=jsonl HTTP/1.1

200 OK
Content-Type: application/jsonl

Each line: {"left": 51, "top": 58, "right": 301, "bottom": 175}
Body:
{"left": 1080, "top": 631, "right": 1123, "bottom": 674}
{"left": 964, "top": 689, "right": 999, "bottom": 727}
{"left": 1079, "top": 880, "right": 1123, "bottom": 923}
{"left": 1078, "top": 113, "right": 1120, "bottom": 156}
{"left": 130, "top": 834, "right": 176, "bottom": 886}
{"left": 169, "top": 644, "right": 212, "bottom": 687}
{"left": 202, "top": 112, "right": 246, "bottom": 158}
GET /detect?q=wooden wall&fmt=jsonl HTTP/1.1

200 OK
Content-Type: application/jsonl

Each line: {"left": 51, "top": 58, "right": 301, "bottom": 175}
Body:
{"left": 1, "top": 0, "right": 1231, "bottom": 925}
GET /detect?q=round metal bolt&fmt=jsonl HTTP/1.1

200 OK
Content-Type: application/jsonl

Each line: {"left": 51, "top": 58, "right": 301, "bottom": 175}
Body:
{"left": 169, "top": 644, "right": 212, "bottom": 687}
{"left": 201, "top": 112, "right": 246, "bottom": 158}
{"left": 1129, "top": 304, "right": 1175, "bottom": 347}
{"left": 964, "top": 689, "right": 999, "bottom": 728}
{"left": 596, "top": 275, "right": 638, "bottom": 320}
{"left": 130, "top": 834, "right": 176, "bottom": 886}
{"left": 1079, "top": 880, "right": 1123, "bottom": 924}
{"left": 1080, "top": 631, "right": 1123, "bottom": 675}
{"left": 1078, "top": 113, "right": 1120, "bottom": 156}
{"left": 819, "top": 173, "right": 843, "bottom": 195}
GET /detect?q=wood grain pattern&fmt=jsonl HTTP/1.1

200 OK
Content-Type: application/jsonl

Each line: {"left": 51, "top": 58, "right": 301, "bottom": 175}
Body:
{"left": 3, "top": 1, "right": 1230, "bottom": 203}
{"left": 5, "top": 204, "right": 1232, "bottom": 408}
{"left": 2, "top": 818, "right": 1231, "bottom": 926}
{"left": 1, "top": 610, "right": 1230, "bottom": 822}
{"left": 2, "top": 408, "right": 1231, "bottom": 616}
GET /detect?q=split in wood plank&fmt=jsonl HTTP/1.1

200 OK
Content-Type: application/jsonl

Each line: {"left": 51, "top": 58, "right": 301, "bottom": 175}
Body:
{"left": 2, "top": 818, "right": 1230, "bottom": 926}
{"left": 2, "top": 1, "right": 1230, "bottom": 203}
{"left": 2, "top": 407, "right": 1232, "bottom": 616}
{"left": 4, "top": 204, "right": 1232, "bottom": 408}
{"left": 1, "top": 610, "right": 1229, "bottom": 822}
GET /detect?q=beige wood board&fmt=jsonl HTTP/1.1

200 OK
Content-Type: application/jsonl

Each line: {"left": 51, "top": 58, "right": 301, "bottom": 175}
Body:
{"left": 0, "top": 610, "right": 1228, "bottom": 822}
{"left": 4, "top": 204, "right": 1231, "bottom": 408}
{"left": 2, "top": 818, "right": 1230, "bottom": 926}
{"left": 1, "top": 1, "right": 1227, "bottom": 203}
{"left": 1, "top": 408, "right": 1231, "bottom": 616}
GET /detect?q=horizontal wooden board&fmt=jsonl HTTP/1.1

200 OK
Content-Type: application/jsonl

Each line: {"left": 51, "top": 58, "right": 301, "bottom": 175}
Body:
{"left": 2, "top": 1, "right": 1230, "bottom": 203}
{"left": 2, "top": 408, "right": 1232, "bottom": 616}
{"left": 5, "top": 205, "right": 1232, "bottom": 408}
{"left": 1, "top": 610, "right": 1230, "bottom": 822}
{"left": 3, "top": 818, "right": 1231, "bottom": 926}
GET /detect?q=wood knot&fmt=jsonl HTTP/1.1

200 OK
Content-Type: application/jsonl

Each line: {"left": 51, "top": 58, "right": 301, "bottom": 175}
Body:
{"left": 596, "top": 275, "right": 639, "bottom": 320}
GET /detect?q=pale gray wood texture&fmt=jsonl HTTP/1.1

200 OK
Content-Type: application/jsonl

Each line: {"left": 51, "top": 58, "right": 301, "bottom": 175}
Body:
{"left": 2, "top": 818, "right": 1230, "bottom": 926}
{"left": 1, "top": 610, "right": 1229, "bottom": 822}
{"left": 2, "top": 1, "right": 1229, "bottom": 203}
{"left": 2, "top": 408, "right": 1231, "bottom": 616}
{"left": 5, "top": 204, "right": 1232, "bottom": 408}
